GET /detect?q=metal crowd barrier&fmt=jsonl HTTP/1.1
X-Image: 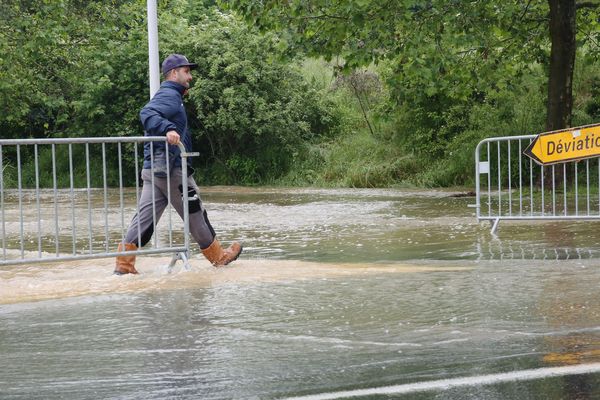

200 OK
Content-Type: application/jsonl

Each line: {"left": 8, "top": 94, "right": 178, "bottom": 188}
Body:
{"left": 474, "top": 135, "right": 600, "bottom": 233}
{"left": 0, "top": 137, "right": 196, "bottom": 270}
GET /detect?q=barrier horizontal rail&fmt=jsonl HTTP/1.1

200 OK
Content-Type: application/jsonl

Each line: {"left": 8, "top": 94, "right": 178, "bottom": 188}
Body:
{"left": 0, "top": 136, "right": 193, "bottom": 270}
{"left": 474, "top": 135, "right": 600, "bottom": 233}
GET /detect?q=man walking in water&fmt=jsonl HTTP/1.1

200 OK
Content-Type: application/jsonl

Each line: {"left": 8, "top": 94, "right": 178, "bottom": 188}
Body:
{"left": 114, "top": 54, "right": 242, "bottom": 274}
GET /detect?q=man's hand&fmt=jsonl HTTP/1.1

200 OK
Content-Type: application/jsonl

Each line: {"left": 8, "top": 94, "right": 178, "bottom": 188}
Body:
{"left": 166, "top": 130, "right": 181, "bottom": 145}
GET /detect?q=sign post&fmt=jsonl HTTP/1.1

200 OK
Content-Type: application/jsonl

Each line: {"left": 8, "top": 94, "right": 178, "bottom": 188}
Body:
{"left": 147, "top": 0, "right": 160, "bottom": 99}
{"left": 523, "top": 123, "right": 600, "bottom": 165}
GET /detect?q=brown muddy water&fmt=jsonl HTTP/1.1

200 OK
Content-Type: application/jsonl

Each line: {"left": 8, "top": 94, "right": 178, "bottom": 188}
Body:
{"left": 2, "top": 187, "right": 600, "bottom": 399}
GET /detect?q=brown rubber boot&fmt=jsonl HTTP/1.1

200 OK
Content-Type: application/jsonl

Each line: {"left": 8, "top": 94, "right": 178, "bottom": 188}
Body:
{"left": 201, "top": 239, "right": 242, "bottom": 267}
{"left": 114, "top": 243, "right": 139, "bottom": 275}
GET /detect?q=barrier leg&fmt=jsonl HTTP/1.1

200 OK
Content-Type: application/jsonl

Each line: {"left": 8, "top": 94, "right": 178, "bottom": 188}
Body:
{"left": 490, "top": 218, "right": 500, "bottom": 235}
{"left": 167, "top": 251, "right": 190, "bottom": 273}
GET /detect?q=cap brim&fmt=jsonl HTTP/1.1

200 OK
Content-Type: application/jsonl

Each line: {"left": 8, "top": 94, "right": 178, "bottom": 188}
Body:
{"left": 162, "top": 63, "right": 199, "bottom": 75}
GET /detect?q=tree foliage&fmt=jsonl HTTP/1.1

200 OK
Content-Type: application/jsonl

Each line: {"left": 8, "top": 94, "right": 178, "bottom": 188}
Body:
{"left": 0, "top": 1, "right": 149, "bottom": 139}
{"left": 225, "top": 1, "right": 549, "bottom": 91}
{"left": 225, "top": 0, "right": 600, "bottom": 158}
{"left": 2, "top": 0, "right": 600, "bottom": 188}
{"left": 0, "top": 0, "right": 339, "bottom": 185}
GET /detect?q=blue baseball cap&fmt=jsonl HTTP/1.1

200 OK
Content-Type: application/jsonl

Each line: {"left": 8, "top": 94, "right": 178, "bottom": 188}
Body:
{"left": 161, "top": 54, "right": 198, "bottom": 75}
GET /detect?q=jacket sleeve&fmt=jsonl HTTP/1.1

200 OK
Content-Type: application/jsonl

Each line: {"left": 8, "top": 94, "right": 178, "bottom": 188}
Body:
{"left": 139, "top": 91, "right": 178, "bottom": 136}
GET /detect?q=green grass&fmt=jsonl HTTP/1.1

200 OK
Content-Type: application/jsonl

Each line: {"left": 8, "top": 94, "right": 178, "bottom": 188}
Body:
{"left": 278, "top": 124, "right": 418, "bottom": 187}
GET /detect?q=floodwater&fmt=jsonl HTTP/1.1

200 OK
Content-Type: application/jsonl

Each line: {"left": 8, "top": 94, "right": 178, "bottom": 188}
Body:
{"left": 2, "top": 187, "right": 600, "bottom": 399}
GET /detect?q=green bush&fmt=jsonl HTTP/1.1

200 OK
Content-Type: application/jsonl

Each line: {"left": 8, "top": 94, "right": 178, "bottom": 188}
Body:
{"left": 152, "top": 12, "right": 339, "bottom": 185}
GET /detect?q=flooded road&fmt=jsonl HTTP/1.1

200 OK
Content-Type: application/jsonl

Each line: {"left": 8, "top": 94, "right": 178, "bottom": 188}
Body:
{"left": 2, "top": 187, "right": 600, "bottom": 399}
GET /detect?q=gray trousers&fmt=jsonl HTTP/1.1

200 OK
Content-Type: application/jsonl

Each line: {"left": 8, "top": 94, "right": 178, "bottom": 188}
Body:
{"left": 124, "top": 168, "right": 216, "bottom": 249}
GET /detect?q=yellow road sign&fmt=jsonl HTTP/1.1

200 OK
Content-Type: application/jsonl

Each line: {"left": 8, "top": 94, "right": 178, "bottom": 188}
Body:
{"left": 523, "top": 123, "right": 600, "bottom": 165}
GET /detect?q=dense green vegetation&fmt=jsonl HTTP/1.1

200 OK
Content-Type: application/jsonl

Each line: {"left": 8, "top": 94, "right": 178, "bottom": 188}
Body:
{"left": 1, "top": 0, "right": 599, "bottom": 188}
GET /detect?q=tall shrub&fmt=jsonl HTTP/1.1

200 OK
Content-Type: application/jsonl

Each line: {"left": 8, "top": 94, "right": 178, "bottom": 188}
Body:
{"left": 165, "top": 12, "right": 339, "bottom": 184}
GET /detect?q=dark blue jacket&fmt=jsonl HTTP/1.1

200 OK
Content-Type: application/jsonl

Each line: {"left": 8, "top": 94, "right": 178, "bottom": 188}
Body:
{"left": 140, "top": 81, "right": 193, "bottom": 171}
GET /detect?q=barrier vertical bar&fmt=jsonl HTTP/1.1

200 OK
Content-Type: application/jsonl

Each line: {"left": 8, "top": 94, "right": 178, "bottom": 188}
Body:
{"left": 180, "top": 145, "right": 190, "bottom": 262}
{"left": 102, "top": 143, "right": 109, "bottom": 252}
{"left": 52, "top": 144, "right": 59, "bottom": 256}
{"left": 529, "top": 138, "right": 534, "bottom": 216}
{"left": 586, "top": 159, "right": 590, "bottom": 215}
{"left": 135, "top": 144, "right": 141, "bottom": 248}
{"left": 518, "top": 140, "right": 523, "bottom": 215}
{"left": 86, "top": 143, "right": 93, "bottom": 254}
{"left": 17, "top": 144, "right": 24, "bottom": 257}
{"left": 564, "top": 163, "right": 567, "bottom": 216}
{"left": 575, "top": 162, "right": 579, "bottom": 215}
{"left": 497, "top": 142, "right": 501, "bottom": 216}
{"left": 508, "top": 140, "right": 512, "bottom": 216}
{"left": 166, "top": 145, "right": 173, "bottom": 247}
{"left": 69, "top": 144, "right": 76, "bottom": 254}
{"left": 0, "top": 145, "right": 5, "bottom": 259}
{"left": 166, "top": 141, "right": 195, "bottom": 272}
{"left": 487, "top": 143, "right": 491, "bottom": 216}
{"left": 541, "top": 165, "right": 545, "bottom": 216}
{"left": 34, "top": 144, "right": 42, "bottom": 257}
{"left": 552, "top": 165, "right": 556, "bottom": 216}
{"left": 150, "top": 141, "right": 157, "bottom": 248}
{"left": 118, "top": 142, "right": 125, "bottom": 242}
{"left": 475, "top": 142, "right": 481, "bottom": 220}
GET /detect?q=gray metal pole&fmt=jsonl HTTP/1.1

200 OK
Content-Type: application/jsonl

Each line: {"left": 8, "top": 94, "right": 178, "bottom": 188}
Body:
{"left": 147, "top": 0, "right": 160, "bottom": 99}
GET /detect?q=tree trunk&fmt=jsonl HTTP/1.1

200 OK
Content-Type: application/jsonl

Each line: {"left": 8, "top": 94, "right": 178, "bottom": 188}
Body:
{"left": 546, "top": 0, "right": 576, "bottom": 132}
{"left": 544, "top": 0, "right": 577, "bottom": 191}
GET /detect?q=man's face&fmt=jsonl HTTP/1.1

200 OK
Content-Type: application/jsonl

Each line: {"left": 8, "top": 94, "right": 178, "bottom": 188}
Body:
{"left": 171, "top": 66, "right": 193, "bottom": 88}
